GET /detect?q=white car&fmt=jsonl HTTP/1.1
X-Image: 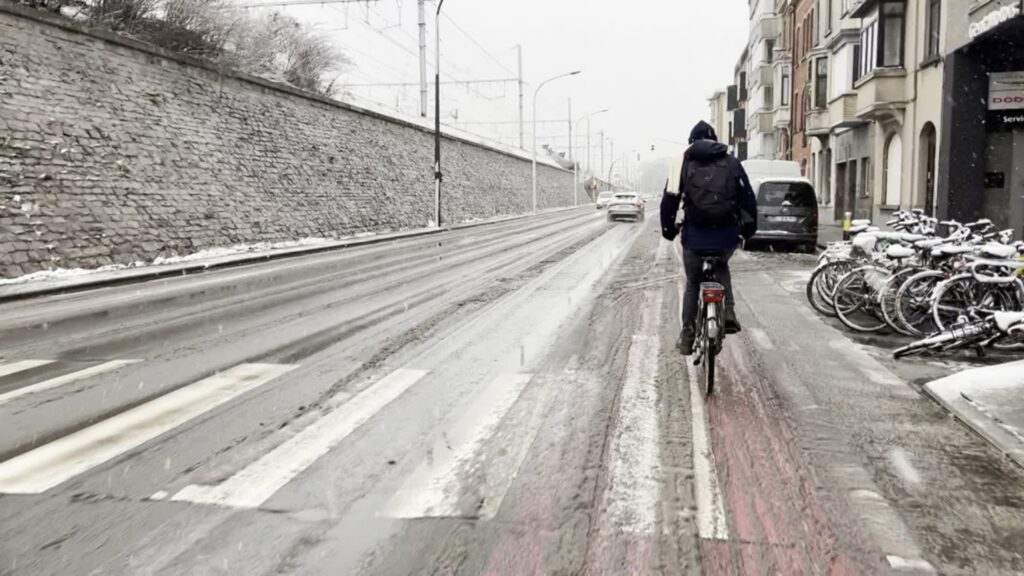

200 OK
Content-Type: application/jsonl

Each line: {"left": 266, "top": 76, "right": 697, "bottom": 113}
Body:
{"left": 595, "top": 191, "right": 616, "bottom": 209}
{"left": 607, "top": 192, "right": 645, "bottom": 222}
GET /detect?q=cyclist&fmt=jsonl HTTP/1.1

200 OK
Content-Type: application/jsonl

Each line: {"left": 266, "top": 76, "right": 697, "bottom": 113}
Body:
{"left": 660, "top": 121, "right": 758, "bottom": 355}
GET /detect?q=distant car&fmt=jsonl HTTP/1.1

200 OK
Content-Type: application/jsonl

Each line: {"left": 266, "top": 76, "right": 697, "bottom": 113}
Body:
{"left": 607, "top": 192, "right": 645, "bottom": 222}
{"left": 750, "top": 178, "right": 819, "bottom": 252}
{"left": 595, "top": 191, "right": 616, "bottom": 209}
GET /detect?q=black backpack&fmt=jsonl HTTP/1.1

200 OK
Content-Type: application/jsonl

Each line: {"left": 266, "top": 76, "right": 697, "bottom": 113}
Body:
{"left": 682, "top": 157, "right": 739, "bottom": 228}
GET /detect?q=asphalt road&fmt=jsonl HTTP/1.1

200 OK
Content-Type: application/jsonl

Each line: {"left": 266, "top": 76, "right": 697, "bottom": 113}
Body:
{"left": 1, "top": 208, "right": 1022, "bottom": 575}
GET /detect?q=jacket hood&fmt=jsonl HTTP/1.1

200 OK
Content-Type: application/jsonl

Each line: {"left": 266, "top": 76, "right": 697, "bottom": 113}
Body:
{"left": 688, "top": 120, "right": 718, "bottom": 144}
{"left": 687, "top": 139, "right": 729, "bottom": 161}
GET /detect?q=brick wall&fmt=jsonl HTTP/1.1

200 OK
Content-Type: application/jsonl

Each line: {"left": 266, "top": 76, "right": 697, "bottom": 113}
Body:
{"left": 0, "top": 4, "right": 574, "bottom": 278}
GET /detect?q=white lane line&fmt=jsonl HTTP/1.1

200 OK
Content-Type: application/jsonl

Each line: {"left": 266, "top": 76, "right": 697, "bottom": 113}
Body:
{"left": 173, "top": 368, "right": 428, "bottom": 509}
{"left": 0, "top": 363, "right": 294, "bottom": 494}
{"left": 687, "top": 366, "right": 729, "bottom": 541}
{"left": 0, "top": 359, "right": 141, "bottom": 407}
{"left": 886, "top": 556, "right": 936, "bottom": 573}
{"left": 384, "top": 372, "right": 533, "bottom": 519}
{"left": 604, "top": 330, "right": 663, "bottom": 534}
{"left": 747, "top": 327, "right": 775, "bottom": 351}
{"left": 0, "top": 360, "right": 54, "bottom": 379}
{"left": 888, "top": 447, "right": 922, "bottom": 486}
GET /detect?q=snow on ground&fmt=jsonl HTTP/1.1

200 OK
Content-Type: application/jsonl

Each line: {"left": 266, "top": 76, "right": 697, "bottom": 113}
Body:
{"left": 926, "top": 359, "right": 1024, "bottom": 402}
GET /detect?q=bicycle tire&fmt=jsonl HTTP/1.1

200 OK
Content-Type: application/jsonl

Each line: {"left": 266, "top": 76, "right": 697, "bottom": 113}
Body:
{"left": 895, "top": 270, "right": 945, "bottom": 336}
{"left": 894, "top": 330, "right": 957, "bottom": 358}
{"left": 704, "top": 345, "right": 716, "bottom": 397}
{"left": 806, "top": 260, "right": 855, "bottom": 317}
{"left": 833, "top": 266, "right": 889, "bottom": 333}
{"left": 880, "top": 267, "right": 922, "bottom": 336}
{"left": 932, "top": 275, "right": 1024, "bottom": 332}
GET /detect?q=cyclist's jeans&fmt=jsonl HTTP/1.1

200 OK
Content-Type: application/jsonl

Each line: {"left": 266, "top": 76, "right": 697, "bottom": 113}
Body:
{"left": 681, "top": 247, "right": 735, "bottom": 333}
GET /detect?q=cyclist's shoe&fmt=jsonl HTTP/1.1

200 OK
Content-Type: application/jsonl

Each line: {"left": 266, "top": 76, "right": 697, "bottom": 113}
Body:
{"left": 676, "top": 328, "right": 695, "bottom": 356}
{"left": 724, "top": 308, "right": 742, "bottom": 334}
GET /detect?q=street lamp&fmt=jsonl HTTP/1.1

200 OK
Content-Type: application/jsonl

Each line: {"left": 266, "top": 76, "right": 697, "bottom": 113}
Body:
{"left": 532, "top": 70, "right": 581, "bottom": 213}
{"left": 573, "top": 108, "right": 609, "bottom": 205}
{"left": 433, "top": 0, "right": 446, "bottom": 228}
{"left": 608, "top": 150, "right": 637, "bottom": 192}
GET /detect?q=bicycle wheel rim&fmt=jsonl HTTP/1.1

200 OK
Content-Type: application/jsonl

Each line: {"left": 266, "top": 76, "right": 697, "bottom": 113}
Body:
{"left": 933, "top": 278, "right": 1020, "bottom": 331}
{"left": 896, "top": 271, "right": 945, "bottom": 336}
{"left": 834, "top": 268, "right": 888, "bottom": 332}
{"left": 881, "top": 268, "right": 919, "bottom": 336}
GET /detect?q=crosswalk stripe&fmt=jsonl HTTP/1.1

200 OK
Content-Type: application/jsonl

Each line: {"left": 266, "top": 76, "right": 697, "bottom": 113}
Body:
{"left": 171, "top": 368, "right": 429, "bottom": 509}
{"left": 384, "top": 372, "right": 533, "bottom": 519}
{"left": 0, "top": 360, "right": 54, "bottom": 379}
{"left": 0, "top": 363, "right": 295, "bottom": 494}
{"left": 0, "top": 359, "right": 141, "bottom": 407}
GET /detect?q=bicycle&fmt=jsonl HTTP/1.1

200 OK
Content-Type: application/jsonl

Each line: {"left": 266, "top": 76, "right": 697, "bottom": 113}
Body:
{"left": 692, "top": 256, "right": 726, "bottom": 396}
{"left": 894, "top": 310, "right": 1024, "bottom": 358}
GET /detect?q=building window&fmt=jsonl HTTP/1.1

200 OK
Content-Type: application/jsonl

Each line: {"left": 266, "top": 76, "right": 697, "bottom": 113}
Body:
{"left": 825, "top": 0, "right": 833, "bottom": 35}
{"left": 765, "top": 85, "right": 774, "bottom": 109}
{"left": 810, "top": 8, "right": 816, "bottom": 47}
{"left": 795, "top": 25, "right": 802, "bottom": 61}
{"left": 781, "top": 72, "right": 791, "bottom": 105}
{"left": 814, "top": 57, "right": 828, "bottom": 108}
{"left": 860, "top": 20, "right": 876, "bottom": 78}
{"left": 853, "top": 43, "right": 862, "bottom": 83}
{"left": 879, "top": 1, "right": 906, "bottom": 68}
{"left": 861, "top": 157, "right": 872, "bottom": 199}
{"left": 766, "top": 39, "right": 775, "bottom": 63}
{"left": 925, "top": 0, "right": 940, "bottom": 60}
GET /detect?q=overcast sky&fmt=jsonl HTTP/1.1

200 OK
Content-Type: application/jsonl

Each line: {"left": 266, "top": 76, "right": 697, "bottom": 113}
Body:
{"left": 275, "top": 0, "right": 749, "bottom": 173}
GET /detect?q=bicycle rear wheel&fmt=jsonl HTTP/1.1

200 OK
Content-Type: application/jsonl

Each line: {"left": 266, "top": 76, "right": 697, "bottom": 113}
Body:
{"left": 806, "top": 260, "right": 855, "bottom": 317}
{"left": 880, "top": 267, "right": 922, "bottom": 336}
{"left": 704, "top": 344, "right": 716, "bottom": 396}
{"left": 833, "top": 266, "right": 889, "bottom": 333}
{"left": 895, "top": 270, "right": 945, "bottom": 336}
{"left": 932, "top": 276, "right": 1022, "bottom": 331}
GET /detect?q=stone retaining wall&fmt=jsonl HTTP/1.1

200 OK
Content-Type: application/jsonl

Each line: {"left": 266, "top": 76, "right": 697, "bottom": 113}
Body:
{"left": 0, "top": 4, "right": 574, "bottom": 278}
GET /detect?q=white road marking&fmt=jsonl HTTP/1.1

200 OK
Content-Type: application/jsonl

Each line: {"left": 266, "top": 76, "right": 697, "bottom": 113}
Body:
{"left": 0, "top": 359, "right": 141, "bottom": 407}
{"left": 173, "top": 368, "right": 428, "bottom": 509}
{"left": 747, "top": 327, "right": 775, "bottom": 350}
{"left": 149, "top": 490, "right": 169, "bottom": 501}
{"left": 888, "top": 447, "right": 922, "bottom": 486}
{"left": 0, "top": 360, "right": 53, "bottom": 379}
{"left": 604, "top": 331, "right": 663, "bottom": 534}
{"left": 0, "top": 363, "right": 294, "bottom": 494}
{"left": 384, "top": 372, "right": 532, "bottom": 519}
{"left": 886, "top": 556, "right": 936, "bottom": 573}
{"left": 687, "top": 366, "right": 729, "bottom": 540}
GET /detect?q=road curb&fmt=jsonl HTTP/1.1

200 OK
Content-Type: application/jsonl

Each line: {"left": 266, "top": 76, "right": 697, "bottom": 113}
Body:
{"left": 0, "top": 205, "right": 588, "bottom": 303}
{"left": 923, "top": 364, "right": 1024, "bottom": 470}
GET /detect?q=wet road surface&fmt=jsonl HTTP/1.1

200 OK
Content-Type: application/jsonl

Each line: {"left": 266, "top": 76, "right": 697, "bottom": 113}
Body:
{"left": 1, "top": 209, "right": 1022, "bottom": 575}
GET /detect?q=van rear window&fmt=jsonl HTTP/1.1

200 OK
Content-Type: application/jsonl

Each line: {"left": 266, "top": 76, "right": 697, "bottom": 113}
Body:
{"left": 758, "top": 182, "right": 816, "bottom": 207}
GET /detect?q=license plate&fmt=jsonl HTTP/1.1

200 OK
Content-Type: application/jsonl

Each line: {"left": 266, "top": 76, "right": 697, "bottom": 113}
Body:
{"left": 771, "top": 216, "right": 799, "bottom": 223}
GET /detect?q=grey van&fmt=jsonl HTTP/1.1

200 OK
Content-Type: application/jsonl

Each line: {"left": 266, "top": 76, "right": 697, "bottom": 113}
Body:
{"left": 751, "top": 178, "right": 818, "bottom": 252}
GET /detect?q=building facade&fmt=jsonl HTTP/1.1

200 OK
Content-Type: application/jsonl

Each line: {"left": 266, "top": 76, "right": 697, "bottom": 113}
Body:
{"left": 708, "top": 90, "right": 730, "bottom": 145}
{"left": 747, "top": 0, "right": 783, "bottom": 159}
{"left": 936, "top": 0, "right": 1024, "bottom": 236}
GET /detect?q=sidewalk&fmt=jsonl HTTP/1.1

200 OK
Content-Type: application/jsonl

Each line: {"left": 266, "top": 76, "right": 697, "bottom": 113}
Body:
{"left": 817, "top": 205, "right": 844, "bottom": 249}
{"left": 924, "top": 360, "right": 1024, "bottom": 469}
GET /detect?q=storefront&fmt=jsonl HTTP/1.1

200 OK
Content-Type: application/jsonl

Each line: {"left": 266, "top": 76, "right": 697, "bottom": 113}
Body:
{"left": 937, "top": 0, "right": 1024, "bottom": 234}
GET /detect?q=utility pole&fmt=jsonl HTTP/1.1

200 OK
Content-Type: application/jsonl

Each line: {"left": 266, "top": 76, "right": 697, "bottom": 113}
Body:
{"left": 417, "top": 0, "right": 428, "bottom": 117}
{"left": 434, "top": 0, "right": 446, "bottom": 227}
{"left": 567, "top": 98, "right": 573, "bottom": 162}
{"left": 516, "top": 45, "right": 524, "bottom": 150}
{"left": 599, "top": 130, "right": 605, "bottom": 178}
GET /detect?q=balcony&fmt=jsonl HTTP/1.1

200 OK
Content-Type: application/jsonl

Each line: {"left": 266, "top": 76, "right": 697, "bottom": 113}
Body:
{"left": 805, "top": 107, "right": 830, "bottom": 137}
{"left": 749, "top": 109, "right": 773, "bottom": 135}
{"left": 773, "top": 105, "right": 791, "bottom": 129}
{"left": 828, "top": 93, "right": 864, "bottom": 130}
{"left": 750, "top": 13, "right": 781, "bottom": 43}
{"left": 752, "top": 61, "right": 774, "bottom": 86}
{"left": 855, "top": 69, "right": 908, "bottom": 122}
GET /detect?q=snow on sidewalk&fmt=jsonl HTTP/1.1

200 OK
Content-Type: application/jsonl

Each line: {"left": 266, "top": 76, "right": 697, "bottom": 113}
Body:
{"left": 925, "top": 360, "right": 1024, "bottom": 469}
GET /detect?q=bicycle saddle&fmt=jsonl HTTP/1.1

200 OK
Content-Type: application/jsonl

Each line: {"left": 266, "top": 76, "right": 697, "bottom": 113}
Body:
{"left": 886, "top": 245, "right": 915, "bottom": 260}
{"left": 994, "top": 311, "right": 1024, "bottom": 333}
{"left": 979, "top": 243, "right": 1018, "bottom": 259}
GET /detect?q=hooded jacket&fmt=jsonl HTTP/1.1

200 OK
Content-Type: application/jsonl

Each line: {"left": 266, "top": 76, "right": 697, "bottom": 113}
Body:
{"left": 659, "top": 122, "right": 757, "bottom": 252}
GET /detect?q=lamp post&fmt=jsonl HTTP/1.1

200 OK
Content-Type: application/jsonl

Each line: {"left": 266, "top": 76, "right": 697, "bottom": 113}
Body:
{"left": 532, "top": 70, "right": 581, "bottom": 213}
{"left": 608, "top": 150, "right": 637, "bottom": 192}
{"left": 433, "top": 0, "right": 446, "bottom": 227}
{"left": 573, "top": 108, "right": 608, "bottom": 205}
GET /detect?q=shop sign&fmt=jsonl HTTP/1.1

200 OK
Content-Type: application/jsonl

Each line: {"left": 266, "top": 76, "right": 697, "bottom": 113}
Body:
{"left": 969, "top": 0, "right": 1022, "bottom": 40}
{"left": 989, "top": 72, "right": 1024, "bottom": 110}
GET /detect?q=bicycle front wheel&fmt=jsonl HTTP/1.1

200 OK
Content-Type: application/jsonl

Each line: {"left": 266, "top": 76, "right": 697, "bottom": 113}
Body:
{"left": 895, "top": 270, "right": 945, "bottom": 336}
{"left": 806, "top": 260, "right": 855, "bottom": 317}
{"left": 880, "top": 267, "right": 923, "bottom": 336}
{"left": 932, "top": 276, "right": 1022, "bottom": 331}
{"left": 833, "top": 266, "right": 889, "bottom": 333}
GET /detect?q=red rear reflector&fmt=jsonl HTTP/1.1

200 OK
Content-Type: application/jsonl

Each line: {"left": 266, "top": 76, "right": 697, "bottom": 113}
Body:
{"left": 702, "top": 288, "right": 725, "bottom": 303}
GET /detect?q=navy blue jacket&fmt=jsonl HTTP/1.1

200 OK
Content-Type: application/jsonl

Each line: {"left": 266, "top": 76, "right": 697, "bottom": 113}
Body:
{"left": 659, "top": 140, "right": 758, "bottom": 252}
